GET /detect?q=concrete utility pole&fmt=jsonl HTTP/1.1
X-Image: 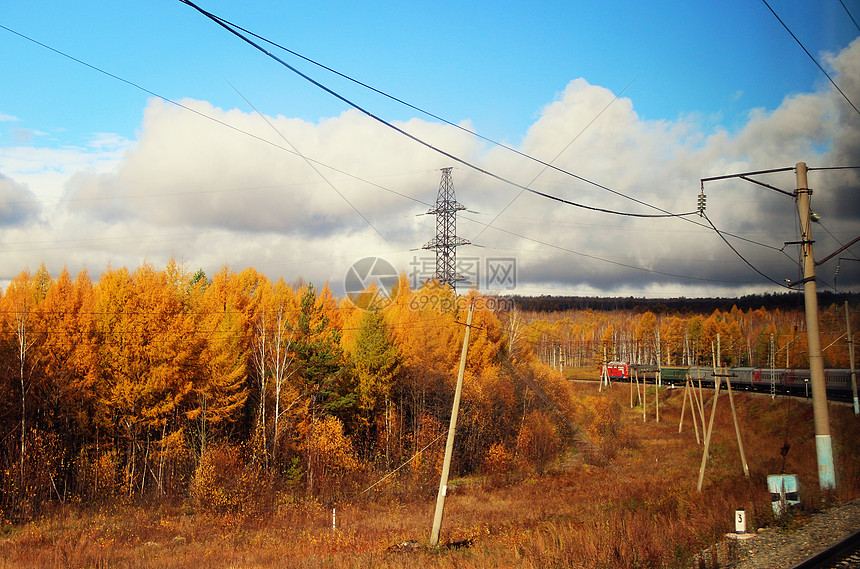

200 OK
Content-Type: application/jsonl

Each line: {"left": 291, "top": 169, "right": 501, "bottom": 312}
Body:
{"left": 430, "top": 298, "right": 475, "bottom": 547}
{"left": 847, "top": 301, "right": 858, "bottom": 415}
{"left": 796, "top": 162, "right": 836, "bottom": 491}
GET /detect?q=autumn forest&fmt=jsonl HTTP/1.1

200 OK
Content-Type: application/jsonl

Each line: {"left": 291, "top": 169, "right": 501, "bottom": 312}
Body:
{"left": 1, "top": 261, "right": 857, "bottom": 524}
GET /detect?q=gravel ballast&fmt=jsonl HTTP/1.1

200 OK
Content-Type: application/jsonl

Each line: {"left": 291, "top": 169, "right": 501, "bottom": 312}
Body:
{"left": 701, "top": 500, "right": 860, "bottom": 569}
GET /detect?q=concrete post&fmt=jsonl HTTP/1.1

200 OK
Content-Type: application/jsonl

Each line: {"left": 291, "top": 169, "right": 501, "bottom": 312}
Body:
{"left": 846, "top": 301, "right": 858, "bottom": 415}
{"left": 430, "top": 298, "right": 475, "bottom": 546}
{"left": 796, "top": 162, "right": 836, "bottom": 491}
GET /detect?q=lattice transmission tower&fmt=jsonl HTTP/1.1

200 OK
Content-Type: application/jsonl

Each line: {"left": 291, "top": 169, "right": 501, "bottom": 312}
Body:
{"left": 422, "top": 167, "right": 470, "bottom": 291}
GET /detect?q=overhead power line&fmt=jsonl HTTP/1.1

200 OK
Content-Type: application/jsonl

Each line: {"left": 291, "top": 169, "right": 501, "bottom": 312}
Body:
{"left": 181, "top": 1, "right": 805, "bottom": 262}
{"left": 1, "top": 16, "right": 795, "bottom": 286}
{"left": 0, "top": 22, "right": 433, "bottom": 214}
{"left": 702, "top": 212, "right": 791, "bottom": 290}
{"left": 761, "top": 0, "right": 860, "bottom": 119}
{"left": 178, "top": 0, "right": 698, "bottom": 220}
{"left": 462, "top": 213, "right": 759, "bottom": 285}
{"left": 840, "top": 0, "right": 860, "bottom": 33}
{"left": 181, "top": 8, "right": 690, "bottom": 221}
{"left": 699, "top": 165, "right": 860, "bottom": 292}
{"left": 228, "top": 82, "right": 390, "bottom": 244}
{"left": 183, "top": 2, "right": 860, "bottom": 277}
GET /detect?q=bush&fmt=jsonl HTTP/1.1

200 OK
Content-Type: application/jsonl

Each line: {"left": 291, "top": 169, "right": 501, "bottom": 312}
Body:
{"left": 483, "top": 442, "right": 523, "bottom": 487}
{"left": 516, "top": 410, "right": 562, "bottom": 474}
{"left": 405, "top": 413, "right": 445, "bottom": 496}
{"left": 580, "top": 394, "right": 622, "bottom": 461}
{"left": 302, "top": 416, "right": 366, "bottom": 502}
{"left": 191, "top": 444, "right": 268, "bottom": 514}
{"left": 74, "top": 445, "right": 120, "bottom": 503}
{"left": 0, "top": 429, "right": 65, "bottom": 520}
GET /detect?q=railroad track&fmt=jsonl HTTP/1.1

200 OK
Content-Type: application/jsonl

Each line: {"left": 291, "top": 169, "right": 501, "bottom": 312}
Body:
{"left": 789, "top": 528, "right": 860, "bottom": 569}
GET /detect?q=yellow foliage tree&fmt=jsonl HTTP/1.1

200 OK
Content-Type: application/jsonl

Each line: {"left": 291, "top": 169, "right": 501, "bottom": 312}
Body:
{"left": 94, "top": 264, "right": 202, "bottom": 495}
{"left": 303, "top": 415, "right": 364, "bottom": 501}
{"left": 188, "top": 267, "right": 249, "bottom": 450}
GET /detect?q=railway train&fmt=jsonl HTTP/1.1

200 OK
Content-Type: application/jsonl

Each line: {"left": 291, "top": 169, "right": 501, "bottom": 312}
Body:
{"left": 605, "top": 362, "right": 856, "bottom": 400}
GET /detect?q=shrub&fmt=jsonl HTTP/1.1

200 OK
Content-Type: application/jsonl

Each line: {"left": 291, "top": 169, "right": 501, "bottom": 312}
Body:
{"left": 302, "top": 415, "right": 366, "bottom": 502}
{"left": 580, "top": 394, "right": 622, "bottom": 461}
{"left": 404, "top": 413, "right": 445, "bottom": 496}
{"left": 483, "top": 442, "right": 522, "bottom": 487}
{"left": 191, "top": 444, "right": 268, "bottom": 514}
{"left": 516, "top": 409, "right": 562, "bottom": 474}
{"left": 74, "top": 445, "right": 121, "bottom": 503}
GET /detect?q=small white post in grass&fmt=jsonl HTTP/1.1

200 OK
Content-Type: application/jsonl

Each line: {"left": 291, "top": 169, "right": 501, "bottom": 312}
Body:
{"left": 735, "top": 509, "right": 745, "bottom": 535}
{"left": 726, "top": 507, "right": 755, "bottom": 541}
{"left": 332, "top": 507, "right": 336, "bottom": 532}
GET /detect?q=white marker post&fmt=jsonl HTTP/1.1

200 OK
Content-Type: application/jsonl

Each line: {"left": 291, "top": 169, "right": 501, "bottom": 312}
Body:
{"left": 735, "top": 509, "right": 745, "bottom": 535}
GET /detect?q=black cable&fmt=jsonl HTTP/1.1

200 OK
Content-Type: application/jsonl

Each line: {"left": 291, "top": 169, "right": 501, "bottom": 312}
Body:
{"left": 818, "top": 221, "right": 860, "bottom": 261}
{"left": 464, "top": 213, "right": 758, "bottom": 285}
{"left": 1, "top": 17, "right": 791, "bottom": 284}
{"left": 702, "top": 212, "right": 791, "bottom": 289}
{"left": 184, "top": 2, "right": 808, "bottom": 256}
{"left": 527, "top": 187, "right": 697, "bottom": 218}
{"left": 472, "top": 81, "right": 634, "bottom": 241}
{"left": 840, "top": 0, "right": 860, "bottom": 33}
{"left": 200, "top": 2, "right": 860, "bottom": 263}
{"left": 228, "top": 82, "right": 390, "bottom": 244}
{"left": 179, "top": 0, "right": 699, "bottom": 220}
{"left": 699, "top": 169, "right": 818, "bottom": 254}
{"left": 189, "top": 10, "right": 692, "bottom": 221}
{"left": 761, "top": 0, "right": 860, "bottom": 119}
{"left": 463, "top": 199, "right": 797, "bottom": 284}
{"left": 2, "top": 12, "right": 778, "bottom": 272}
{"left": 472, "top": 209, "right": 790, "bottom": 258}
{"left": 0, "top": 23, "right": 432, "bottom": 212}
{"left": 692, "top": 223, "right": 789, "bottom": 253}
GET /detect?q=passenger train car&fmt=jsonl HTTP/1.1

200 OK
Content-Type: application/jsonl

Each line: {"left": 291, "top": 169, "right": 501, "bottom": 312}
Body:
{"left": 605, "top": 362, "right": 855, "bottom": 400}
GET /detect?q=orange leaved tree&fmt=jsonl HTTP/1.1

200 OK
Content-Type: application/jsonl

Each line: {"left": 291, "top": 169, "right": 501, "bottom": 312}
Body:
{"left": 94, "top": 264, "right": 202, "bottom": 496}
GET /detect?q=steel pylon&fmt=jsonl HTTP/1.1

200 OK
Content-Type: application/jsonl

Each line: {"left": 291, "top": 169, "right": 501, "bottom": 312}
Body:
{"left": 422, "top": 168, "right": 470, "bottom": 291}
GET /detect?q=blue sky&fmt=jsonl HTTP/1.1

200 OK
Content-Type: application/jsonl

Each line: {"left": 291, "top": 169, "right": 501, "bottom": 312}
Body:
{"left": 3, "top": 1, "right": 856, "bottom": 145}
{"left": 1, "top": 0, "right": 859, "bottom": 297}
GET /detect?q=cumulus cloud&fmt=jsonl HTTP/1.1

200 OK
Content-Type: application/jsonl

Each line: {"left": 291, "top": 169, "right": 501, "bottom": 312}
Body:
{"left": 0, "top": 174, "right": 41, "bottom": 227}
{"left": 477, "top": 39, "right": 859, "bottom": 295}
{"left": 2, "top": 40, "right": 858, "bottom": 296}
{"left": 64, "top": 99, "right": 474, "bottom": 238}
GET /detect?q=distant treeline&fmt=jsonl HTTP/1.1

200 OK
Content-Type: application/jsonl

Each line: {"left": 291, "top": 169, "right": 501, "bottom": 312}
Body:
{"left": 511, "top": 291, "right": 860, "bottom": 314}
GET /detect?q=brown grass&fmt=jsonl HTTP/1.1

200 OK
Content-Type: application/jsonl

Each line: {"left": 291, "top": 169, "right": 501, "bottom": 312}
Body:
{"left": 2, "top": 383, "right": 858, "bottom": 569}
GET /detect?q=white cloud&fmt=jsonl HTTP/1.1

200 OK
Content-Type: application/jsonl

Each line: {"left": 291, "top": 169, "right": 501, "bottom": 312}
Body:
{"left": 0, "top": 41, "right": 858, "bottom": 295}
{"left": 0, "top": 174, "right": 41, "bottom": 227}
{"left": 0, "top": 141, "right": 128, "bottom": 202}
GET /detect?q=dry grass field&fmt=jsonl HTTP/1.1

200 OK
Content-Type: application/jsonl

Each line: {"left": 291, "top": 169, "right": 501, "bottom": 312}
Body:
{"left": 2, "top": 381, "right": 858, "bottom": 569}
